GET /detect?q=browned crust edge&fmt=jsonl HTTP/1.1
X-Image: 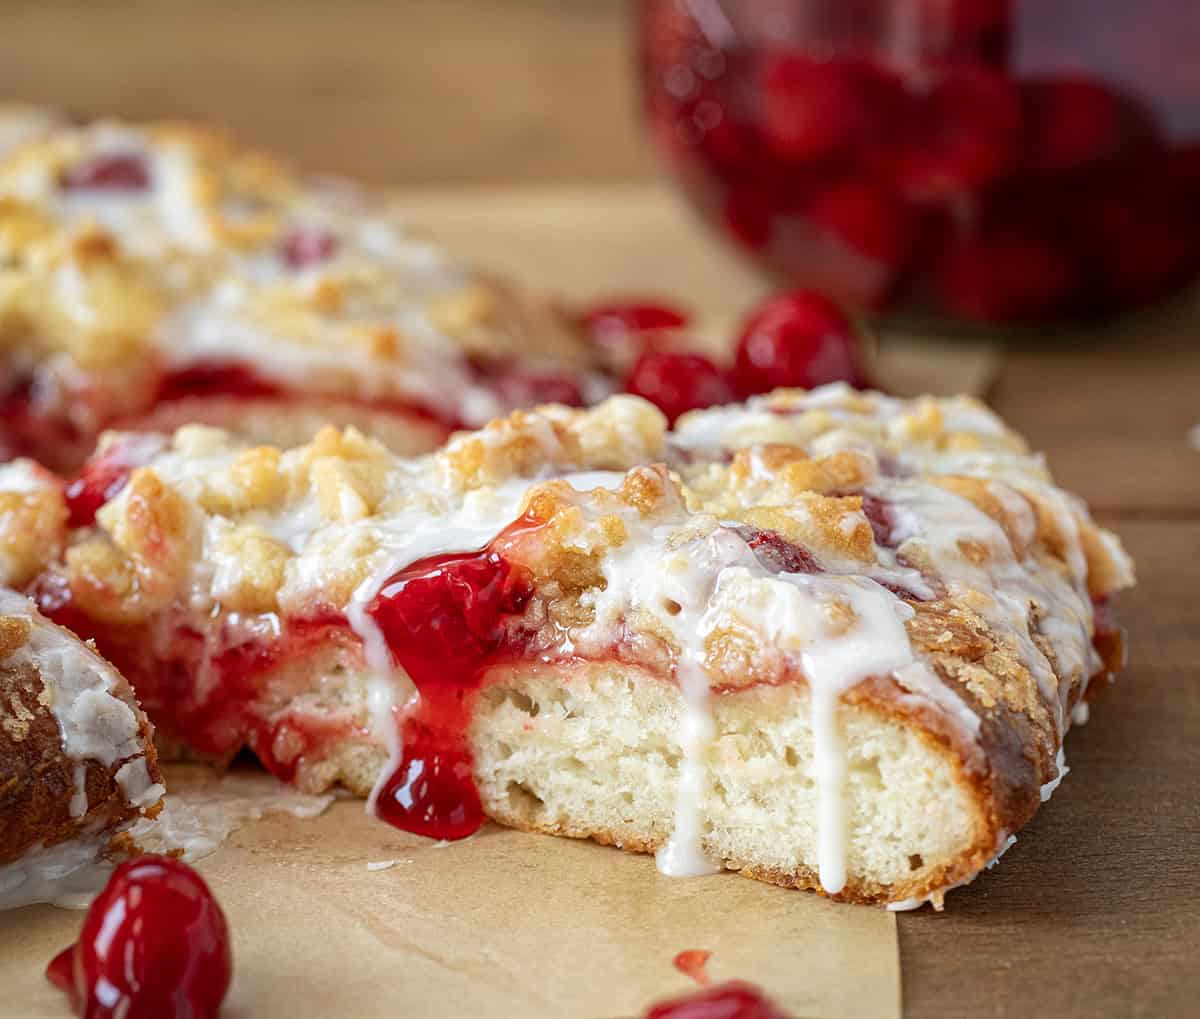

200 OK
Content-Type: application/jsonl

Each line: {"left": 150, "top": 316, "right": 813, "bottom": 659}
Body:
{"left": 0, "top": 654, "right": 163, "bottom": 868}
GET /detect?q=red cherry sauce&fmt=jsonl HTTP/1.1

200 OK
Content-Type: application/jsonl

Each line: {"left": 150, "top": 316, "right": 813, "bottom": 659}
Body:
{"left": 0, "top": 378, "right": 89, "bottom": 470}
{"left": 280, "top": 228, "right": 338, "bottom": 268}
{"left": 47, "top": 855, "right": 232, "bottom": 1019}
{"left": 60, "top": 153, "right": 151, "bottom": 192}
{"left": 644, "top": 981, "right": 789, "bottom": 1019}
{"left": 365, "top": 519, "right": 540, "bottom": 840}
{"left": 62, "top": 436, "right": 168, "bottom": 527}
{"left": 733, "top": 526, "right": 821, "bottom": 576}
{"left": 154, "top": 362, "right": 285, "bottom": 403}
{"left": 146, "top": 359, "right": 457, "bottom": 433}
{"left": 34, "top": 566, "right": 360, "bottom": 783}
{"left": 673, "top": 949, "right": 712, "bottom": 986}
{"left": 468, "top": 355, "right": 585, "bottom": 409}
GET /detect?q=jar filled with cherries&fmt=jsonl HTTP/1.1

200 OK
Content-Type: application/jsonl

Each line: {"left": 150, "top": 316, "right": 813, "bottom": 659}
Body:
{"left": 639, "top": 0, "right": 1200, "bottom": 327}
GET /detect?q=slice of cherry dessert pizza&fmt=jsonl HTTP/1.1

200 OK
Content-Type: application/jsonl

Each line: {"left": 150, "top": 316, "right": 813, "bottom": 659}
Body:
{"left": 0, "top": 469, "right": 163, "bottom": 907}
{"left": 0, "top": 115, "right": 606, "bottom": 470}
{"left": 11, "top": 385, "right": 1132, "bottom": 906}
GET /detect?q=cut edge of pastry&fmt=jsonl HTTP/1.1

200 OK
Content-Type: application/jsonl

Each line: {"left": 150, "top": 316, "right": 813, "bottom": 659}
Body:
{"left": 0, "top": 589, "right": 164, "bottom": 878}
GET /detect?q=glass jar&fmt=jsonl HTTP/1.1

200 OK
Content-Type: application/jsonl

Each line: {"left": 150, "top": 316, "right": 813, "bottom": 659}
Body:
{"left": 639, "top": 0, "right": 1200, "bottom": 327}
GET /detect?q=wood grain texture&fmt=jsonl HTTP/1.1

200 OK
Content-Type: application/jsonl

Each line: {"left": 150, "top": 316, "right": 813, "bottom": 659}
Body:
{"left": 0, "top": 0, "right": 652, "bottom": 185}
{"left": 898, "top": 521, "right": 1200, "bottom": 1018}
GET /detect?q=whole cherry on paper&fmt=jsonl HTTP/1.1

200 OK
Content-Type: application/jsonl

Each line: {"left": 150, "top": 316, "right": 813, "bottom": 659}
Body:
{"left": 47, "top": 855, "right": 232, "bottom": 1019}
{"left": 732, "top": 290, "right": 866, "bottom": 398}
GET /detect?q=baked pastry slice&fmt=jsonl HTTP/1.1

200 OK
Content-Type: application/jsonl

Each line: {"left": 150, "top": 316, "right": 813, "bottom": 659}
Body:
{"left": 10, "top": 386, "right": 1132, "bottom": 906}
{"left": 0, "top": 115, "right": 606, "bottom": 470}
{"left": 0, "top": 527, "right": 163, "bottom": 905}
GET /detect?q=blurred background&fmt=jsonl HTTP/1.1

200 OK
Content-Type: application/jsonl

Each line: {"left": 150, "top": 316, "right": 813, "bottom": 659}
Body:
{"left": 5, "top": 0, "right": 1198, "bottom": 333}
{"left": 1, "top": 6, "right": 1196, "bottom": 1017}
{"left": 0, "top": 0, "right": 648, "bottom": 186}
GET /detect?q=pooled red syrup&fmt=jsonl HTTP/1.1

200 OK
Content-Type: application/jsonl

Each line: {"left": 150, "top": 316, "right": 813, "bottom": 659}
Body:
{"left": 366, "top": 526, "right": 539, "bottom": 840}
{"left": 673, "top": 949, "right": 712, "bottom": 986}
{"left": 47, "top": 855, "right": 231, "bottom": 1019}
{"left": 644, "top": 981, "right": 789, "bottom": 1019}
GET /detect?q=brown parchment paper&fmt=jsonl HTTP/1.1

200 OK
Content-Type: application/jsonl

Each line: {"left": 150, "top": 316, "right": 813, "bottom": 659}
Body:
{"left": 0, "top": 186, "right": 1006, "bottom": 1019}
{"left": 0, "top": 766, "right": 899, "bottom": 1019}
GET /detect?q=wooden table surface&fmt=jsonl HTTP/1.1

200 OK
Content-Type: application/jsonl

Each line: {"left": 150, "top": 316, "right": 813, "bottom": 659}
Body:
{"left": 3, "top": 3, "right": 1198, "bottom": 1017}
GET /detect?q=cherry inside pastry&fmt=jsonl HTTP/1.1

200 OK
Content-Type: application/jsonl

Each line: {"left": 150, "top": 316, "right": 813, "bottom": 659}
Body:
{"left": 0, "top": 115, "right": 609, "bottom": 471}
{"left": 3, "top": 385, "right": 1133, "bottom": 907}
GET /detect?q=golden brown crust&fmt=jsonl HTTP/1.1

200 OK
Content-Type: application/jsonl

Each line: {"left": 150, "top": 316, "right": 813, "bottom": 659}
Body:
{"left": 0, "top": 654, "right": 161, "bottom": 866}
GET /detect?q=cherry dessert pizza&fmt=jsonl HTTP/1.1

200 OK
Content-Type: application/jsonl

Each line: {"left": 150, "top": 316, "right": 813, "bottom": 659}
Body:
{"left": 0, "top": 113, "right": 606, "bottom": 470}
{"left": 1, "top": 384, "right": 1132, "bottom": 907}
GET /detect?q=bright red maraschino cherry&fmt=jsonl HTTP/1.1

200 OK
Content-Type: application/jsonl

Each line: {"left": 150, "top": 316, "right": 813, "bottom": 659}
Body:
{"left": 623, "top": 349, "right": 734, "bottom": 424}
{"left": 644, "top": 981, "right": 789, "bottom": 1019}
{"left": 732, "top": 291, "right": 864, "bottom": 397}
{"left": 368, "top": 546, "right": 535, "bottom": 840}
{"left": 47, "top": 855, "right": 232, "bottom": 1019}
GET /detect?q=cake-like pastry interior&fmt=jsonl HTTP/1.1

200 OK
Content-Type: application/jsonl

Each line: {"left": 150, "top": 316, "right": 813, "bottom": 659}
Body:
{"left": 3, "top": 385, "right": 1133, "bottom": 905}
{"left": 0, "top": 115, "right": 606, "bottom": 469}
{"left": 0, "top": 575, "right": 163, "bottom": 904}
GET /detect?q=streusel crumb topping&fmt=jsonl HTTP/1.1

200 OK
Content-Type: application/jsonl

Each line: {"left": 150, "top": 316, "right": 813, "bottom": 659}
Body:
{"left": 11, "top": 388, "right": 1132, "bottom": 787}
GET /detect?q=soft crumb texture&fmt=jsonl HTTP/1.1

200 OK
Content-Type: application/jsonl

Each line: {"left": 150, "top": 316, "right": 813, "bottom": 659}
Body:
{"left": 7, "top": 386, "right": 1134, "bottom": 905}
{"left": 473, "top": 662, "right": 984, "bottom": 901}
{"left": 0, "top": 113, "right": 607, "bottom": 469}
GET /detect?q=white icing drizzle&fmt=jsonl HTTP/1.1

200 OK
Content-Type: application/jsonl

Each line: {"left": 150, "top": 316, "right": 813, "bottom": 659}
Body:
{"left": 0, "top": 832, "right": 117, "bottom": 911}
{"left": 348, "top": 471, "right": 625, "bottom": 817}
{"left": 68, "top": 762, "right": 88, "bottom": 820}
{"left": 1039, "top": 747, "right": 1070, "bottom": 803}
{"left": 656, "top": 651, "right": 721, "bottom": 877}
{"left": 0, "top": 771, "right": 334, "bottom": 912}
{"left": 0, "top": 588, "right": 159, "bottom": 813}
{"left": 580, "top": 497, "right": 921, "bottom": 891}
